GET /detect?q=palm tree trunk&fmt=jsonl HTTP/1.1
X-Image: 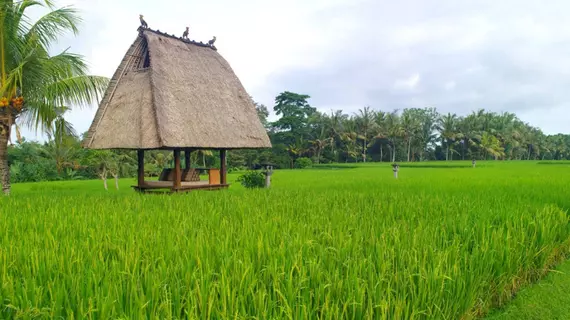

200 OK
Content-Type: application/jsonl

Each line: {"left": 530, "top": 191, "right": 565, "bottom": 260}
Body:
{"left": 362, "top": 139, "right": 367, "bottom": 163}
{"left": 331, "top": 137, "right": 332, "bottom": 162}
{"left": 0, "top": 129, "right": 10, "bottom": 195}
{"left": 392, "top": 144, "right": 397, "bottom": 162}
{"left": 527, "top": 146, "right": 532, "bottom": 160}
{"left": 407, "top": 138, "right": 412, "bottom": 162}
{"left": 446, "top": 144, "right": 449, "bottom": 161}
{"left": 380, "top": 144, "right": 383, "bottom": 162}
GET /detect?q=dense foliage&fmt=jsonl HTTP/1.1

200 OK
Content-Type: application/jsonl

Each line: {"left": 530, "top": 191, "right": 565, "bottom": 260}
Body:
{"left": 1, "top": 162, "right": 569, "bottom": 318}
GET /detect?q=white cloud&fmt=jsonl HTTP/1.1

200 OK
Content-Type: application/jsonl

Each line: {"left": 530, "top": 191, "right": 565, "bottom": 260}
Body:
{"left": 394, "top": 73, "right": 421, "bottom": 90}
{"left": 444, "top": 81, "right": 456, "bottom": 91}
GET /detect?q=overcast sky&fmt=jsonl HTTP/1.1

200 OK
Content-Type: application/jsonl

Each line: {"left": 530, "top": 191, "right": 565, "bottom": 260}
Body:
{"left": 20, "top": 0, "right": 570, "bottom": 140}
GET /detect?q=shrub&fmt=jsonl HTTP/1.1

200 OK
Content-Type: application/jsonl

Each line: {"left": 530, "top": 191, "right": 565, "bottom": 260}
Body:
{"left": 237, "top": 170, "right": 265, "bottom": 188}
{"left": 295, "top": 157, "right": 313, "bottom": 169}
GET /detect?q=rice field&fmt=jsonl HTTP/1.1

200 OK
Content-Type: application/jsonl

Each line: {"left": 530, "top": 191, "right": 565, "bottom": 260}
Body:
{"left": 1, "top": 161, "right": 570, "bottom": 319}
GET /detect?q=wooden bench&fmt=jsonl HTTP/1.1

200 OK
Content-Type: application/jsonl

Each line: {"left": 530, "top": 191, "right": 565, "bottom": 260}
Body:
{"left": 159, "top": 168, "right": 200, "bottom": 182}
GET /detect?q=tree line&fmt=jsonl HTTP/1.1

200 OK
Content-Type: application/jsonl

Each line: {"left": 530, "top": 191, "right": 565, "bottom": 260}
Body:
{"left": 8, "top": 90, "right": 570, "bottom": 183}
{"left": 256, "top": 91, "right": 570, "bottom": 167}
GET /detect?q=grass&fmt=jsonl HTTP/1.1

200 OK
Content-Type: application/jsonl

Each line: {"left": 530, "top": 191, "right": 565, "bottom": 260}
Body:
{"left": 486, "top": 259, "right": 570, "bottom": 319}
{"left": 1, "top": 161, "right": 570, "bottom": 319}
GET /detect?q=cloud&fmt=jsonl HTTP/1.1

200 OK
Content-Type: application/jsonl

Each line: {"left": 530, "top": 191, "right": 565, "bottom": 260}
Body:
{"left": 18, "top": 0, "right": 570, "bottom": 140}
{"left": 444, "top": 81, "right": 456, "bottom": 91}
{"left": 394, "top": 74, "right": 421, "bottom": 90}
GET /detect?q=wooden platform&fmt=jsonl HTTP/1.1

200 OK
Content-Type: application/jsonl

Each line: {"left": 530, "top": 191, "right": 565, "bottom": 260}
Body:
{"left": 132, "top": 180, "right": 229, "bottom": 193}
{"left": 134, "top": 149, "right": 228, "bottom": 194}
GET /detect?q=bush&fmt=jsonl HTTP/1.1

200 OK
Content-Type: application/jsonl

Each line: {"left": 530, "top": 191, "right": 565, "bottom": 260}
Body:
{"left": 295, "top": 157, "right": 313, "bottom": 169}
{"left": 237, "top": 170, "right": 265, "bottom": 189}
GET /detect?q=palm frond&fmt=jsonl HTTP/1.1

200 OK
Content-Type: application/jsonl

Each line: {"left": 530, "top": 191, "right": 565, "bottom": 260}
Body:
{"left": 24, "top": 6, "right": 81, "bottom": 49}
{"left": 44, "top": 75, "right": 108, "bottom": 108}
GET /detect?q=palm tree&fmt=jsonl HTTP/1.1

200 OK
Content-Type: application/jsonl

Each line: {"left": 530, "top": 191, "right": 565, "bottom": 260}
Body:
{"left": 0, "top": 1, "right": 108, "bottom": 194}
{"left": 401, "top": 109, "right": 421, "bottom": 162}
{"left": 354, "top": 106, "right": 376, "bottom": 162}
{"left": 437, "top": 113, "right": 457, "bottom": 161}
{"left": 46, "top": 106, "right": 77, "bottom": 144}
{"left": 308, "top": 111, "right": 331, "bottom": 164}
{"left": 456, "top": 114, "right": 480, "bottom": 160}
{"left": 384, "top": 110, "right": 403, "bottom": 162}
{"left": 480, "top": 132, "right": 505, "bottom": 160}
{"left": 370, "top": 110, "right": 387, "bottom": 162}
{"left": 286, "top": 138, "right": 307, "bottom": 168}
{"left": 340, "top": 118, "right": 359, "bottom": 162}
{"left": 492, "top": 112, "right": 517, "bottom": 160}
{"left": 326, "top": 109, "right": 346, "bottom": 162}
{"left": 41, "top": 136, "right": 77, "bottom": 174}
{"left": 310, "top": 138, "right": 330, "bottom": 164}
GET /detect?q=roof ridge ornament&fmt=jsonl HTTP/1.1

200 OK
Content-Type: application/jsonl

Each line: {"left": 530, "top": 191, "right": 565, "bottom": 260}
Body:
{"left": 136, "top": 15, "right": 218, "bottom": 51}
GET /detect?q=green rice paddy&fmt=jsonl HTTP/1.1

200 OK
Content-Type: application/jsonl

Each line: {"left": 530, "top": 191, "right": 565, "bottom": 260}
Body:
{"left": 1, "top": 161, "right": 569, "bottom": 319}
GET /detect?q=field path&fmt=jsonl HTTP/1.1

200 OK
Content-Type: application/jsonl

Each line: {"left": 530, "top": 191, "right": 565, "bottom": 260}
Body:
{"left": 486, "top": 258, "right": 570, "bottom": 319}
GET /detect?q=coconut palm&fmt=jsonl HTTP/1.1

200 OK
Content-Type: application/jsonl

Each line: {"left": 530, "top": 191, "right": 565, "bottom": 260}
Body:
{"left": 309, "top": 120, "right": 332, "bottom": 164}
{"left": 369, "top": 110, "right": 388, "bottom": 161}
{"left": 354, "top": 106, "right": 376, "bottom": 162}
{"left": 437, "top": 113, "right": 457, "bottom": 161}
{"left": 401, "top": 109, "right": 421, "bottom": 162}
{"left": 456, "top": 114, "right": 480, "bottom": 160}
{"left": 325, "top": 109, "right": 347, "bottom": 162}
{"left": 0, "top": 0, "right": 108, "bottom": 194}
{"left": 480, "top": 132, "right": 505, "bottom": 160}
{"left": 384, "top": 110, "right": 403, "bottom": 162}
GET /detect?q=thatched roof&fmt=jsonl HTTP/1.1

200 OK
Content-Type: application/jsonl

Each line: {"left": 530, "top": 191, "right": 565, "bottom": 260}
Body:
{"left": 83, "top": 28, "right": 271, "bottom": 150}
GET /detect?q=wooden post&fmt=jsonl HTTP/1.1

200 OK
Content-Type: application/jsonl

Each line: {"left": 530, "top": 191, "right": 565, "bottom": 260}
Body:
{"left": 185, "top": 149, "right": 191, "bottom": 170}
{"left": 220, "top": 149, "right": 227, "bottom": 185}
{"left": 264, "top": 165, "right": 273, "bottom": 188}
{"left": 174, "top": 149, "right": 182, "bottom": 189}
{"left": 137, "top": 150, "right": 145, "bottom": 187}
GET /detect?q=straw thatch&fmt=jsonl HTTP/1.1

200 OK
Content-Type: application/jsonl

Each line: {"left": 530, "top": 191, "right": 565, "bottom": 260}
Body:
{"left": 83, "top": 28, "right": 271, "bottom": 150}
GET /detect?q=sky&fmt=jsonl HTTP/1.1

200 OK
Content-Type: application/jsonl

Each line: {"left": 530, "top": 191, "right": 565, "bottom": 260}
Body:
{"left": 19, "top": 0, "right": 570, "bottom": 140}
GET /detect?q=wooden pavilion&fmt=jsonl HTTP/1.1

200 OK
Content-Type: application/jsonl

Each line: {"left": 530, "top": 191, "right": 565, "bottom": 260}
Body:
{"left": 82, "top": 27, "right": 271, "bottom": 192}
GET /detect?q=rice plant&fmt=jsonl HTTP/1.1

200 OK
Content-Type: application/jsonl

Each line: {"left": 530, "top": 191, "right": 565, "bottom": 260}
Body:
{"left": 1, "top": 161, "right": 569, "bottom": 319}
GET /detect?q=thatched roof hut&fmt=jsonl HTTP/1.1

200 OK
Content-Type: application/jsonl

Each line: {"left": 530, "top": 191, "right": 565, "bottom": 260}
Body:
{"left": 83, "top": 28, "right": 271, "bottom": 192}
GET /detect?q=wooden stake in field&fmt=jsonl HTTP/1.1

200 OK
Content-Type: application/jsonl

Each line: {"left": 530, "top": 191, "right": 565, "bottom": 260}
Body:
{"left": 392, "top": 163, "right": 399, "bottom": 179}
{"left": 262, "top": 164, "right": 274, "bottom": 188}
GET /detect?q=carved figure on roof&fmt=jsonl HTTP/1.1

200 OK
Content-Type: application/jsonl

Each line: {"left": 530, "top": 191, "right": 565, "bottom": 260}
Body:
{"left": 139, "top": 14, "right": 148, "bottom": 28}
{"left": 208, "top": 36, "right": 216, "bottom": 46}
{"left": 182, "top": 27, "right": 189, "bottom": 40}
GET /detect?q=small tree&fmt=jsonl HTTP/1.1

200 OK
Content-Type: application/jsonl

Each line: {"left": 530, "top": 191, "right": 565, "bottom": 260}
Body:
{"left": 90, "top": 151, "right": 115, "bottom": 190}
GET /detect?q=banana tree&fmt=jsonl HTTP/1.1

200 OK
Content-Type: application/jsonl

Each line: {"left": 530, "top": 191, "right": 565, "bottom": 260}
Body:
{"left": 0, "top": 0, "right": 108, "bottom": 194}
